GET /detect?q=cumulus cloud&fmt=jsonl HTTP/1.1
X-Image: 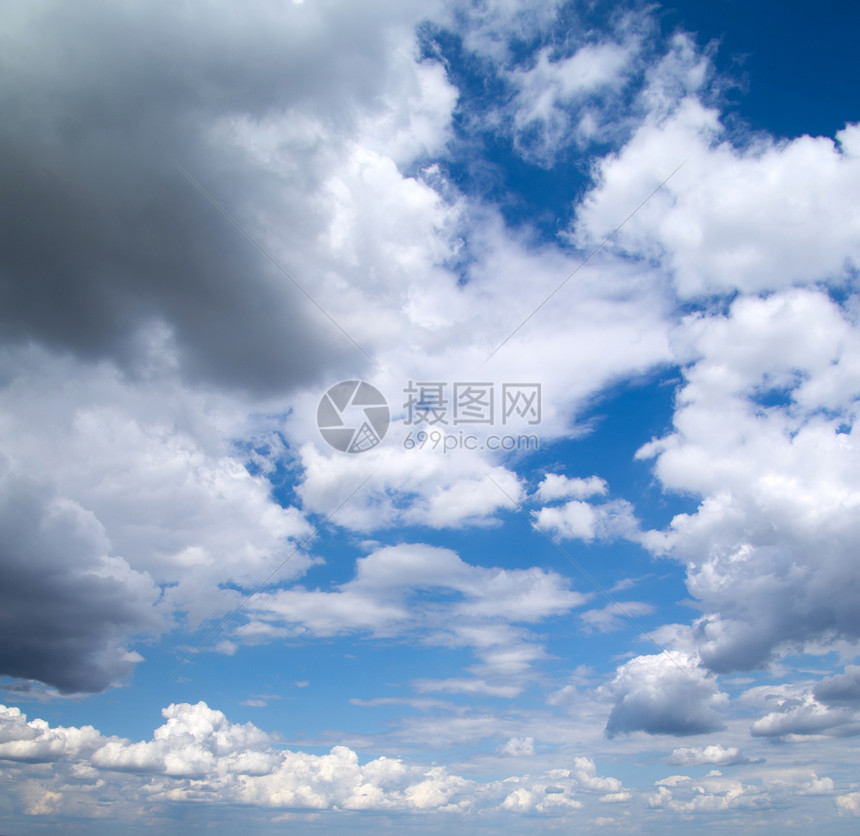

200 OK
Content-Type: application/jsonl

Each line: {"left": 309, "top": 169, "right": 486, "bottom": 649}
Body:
{"left": 0, "top": 347, "right": 320, "bottom": 690}
{"left": 499, "top": 758, "right": 625, "bottom": 813}
{"left": 814, "top": 666, "right": 860, "bottom": 707}
{"left": 750, "top": 692, "right": 860, "bottom": 739}
{"left": 535, "top": 474, "right": 608, "bottom": 503}
{"left": 836, "top": 791, "right": 860, "bottom": 816}
{"left": 535, "top": 498, "right": 639, "bottom": 542}
{"left": 0, "top": 701, "right": 625, "bottom": 817}
{"left": 647, "top": 769, "right": 835, "bottom": 814}
{"left": 0, "top": 0, "right": 681, "bottom": 699}
{"left": 2, "top": 3, "right": 858, "bottom": 831}
{"left": 637, "top": 290, "right": 860, "bottom": 672}
{"left": 0, "top": 0, "right": 464, "bottom": 693}
{"left": 0, "top": 471, "right": 162, "bottom": 693}
{"left": 0, "top": 0, "right": 457, "bottom": 392}
{"left": 667, "top": 744, "right": 758, "bottom": 767}
{"left": 603, "top": 652, "right": 727, "bottom": 738}
{"left": 575, "top": 35, "right": 860, "bottom": 298}
{"left": 0, "top": 705, "right": 101, "bottom": 762}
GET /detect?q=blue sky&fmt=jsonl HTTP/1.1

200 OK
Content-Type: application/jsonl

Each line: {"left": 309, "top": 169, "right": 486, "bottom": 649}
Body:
{"left": 1, "top": 0, "right": 860, "bottom": 833}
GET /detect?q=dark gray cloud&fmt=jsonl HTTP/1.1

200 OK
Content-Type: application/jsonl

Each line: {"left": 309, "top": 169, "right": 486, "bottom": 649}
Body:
{"left": 0, "top": 0, "right": 423, "bottom": 393}
{"left": 814, "top": 666, "right": 860, "bottom": 707}
{"left": 0, "top": 471, "right": 162, "bottom": 693}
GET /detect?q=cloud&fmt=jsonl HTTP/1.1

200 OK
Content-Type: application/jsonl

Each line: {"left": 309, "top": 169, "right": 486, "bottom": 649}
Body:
{"left": 0, "top": 705, "right": 101, "bottom": 762}
{"left": 0, "top": 700, "right": 625, "bottom": 817}
{"left": 497, "top": 736, "right": 535, "bottom": 757}
{"left": 508, "top": 38, "right": 637, "bottom": 162}
{"left": 0, "top": 472, "right": 162, "bottom": 693}
{"left": 667, "top": 744, "right": 757, "bottom": 767}
{"left": 750, "top": 692, "right": 860, "bottom": 739}
{"left": 814, "top": 666, "right": 860, "bottom": 707}
{"left": 603, "top": 652, "right": 728, "bottom": 738}
{"left": 637, "top": 290, "right": 860, "bottom": 672}
{"left": 0, "top": 346, "right": 318, "bottom": 691}
{"left": 534, "top": 498, "right": 639, "bottom": 542}
{"left": 0, "top": 0, "right": 679, "bottom": 702}
{"left": 535, "top": 474, "right": 608, "bottom": 502}
{"left": 0, "top": 0, "right": 414, "bottom": 392}
{"left": 246, "top": 543, "right": 586, "bottom": 694}
{"left": 647, "top": 769, "right": 835, "bottom": 814}
{"left": 0, "top": 0, "right": 465, "bottom": 694}
{"left": 575, "top": 35, "right": 860, "bottom": 298}
{"left": 836, "top": 791, "right": 860, "bottom": 816}
{"left": 499, "top": 758, "right": 624, "bottom": 813}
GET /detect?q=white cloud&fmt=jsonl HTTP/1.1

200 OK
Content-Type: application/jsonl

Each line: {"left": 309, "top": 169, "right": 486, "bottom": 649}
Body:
{"left": 0, "top": 705, "right": 101, "bottom": 762}
{"left": 498, "top": 758, "right": 624, "bottom": 813}
{"left": 637, "top": 290, "right": 860, "bottom": 672}
{"left": 0, "top": 346, "right": 320, "bottom": 691}
{"left": 575, "top": 39, "right": 860, "bottom": 297}
{"left": 0, "top": 701, "right": 626, "bottom": 818}
{"left": 649, "top": 769, "right": 836, "bottom": 815}
{"left": 602, "top": 652, "right": 728, "bottom": 738}
{"left": 535, "top": 474, "right": 608, "bottom": 502}
{"left": 750, "top": 692, "right": 860, "bottom": 739}
{"left": 836, "top": 791, "right": 860, "bottom": 815}
{"left": 508, "top": 40, "right": 637, "bottom": 161}
{"left": 535, "top": 498, "right": 639, "bottom": 542}
{"left": 295, "top": 442, "right": 527, "bottom": 531}
{"left": 667, "top": 744, "right": 756, "bottom": 767}
{"left": 497, "top": 736, "right": 535, "bottom": 756}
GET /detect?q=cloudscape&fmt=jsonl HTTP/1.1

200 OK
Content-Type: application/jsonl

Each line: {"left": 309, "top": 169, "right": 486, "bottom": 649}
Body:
{"left": 1, "top": 1, "right": 859, "bottom": 833}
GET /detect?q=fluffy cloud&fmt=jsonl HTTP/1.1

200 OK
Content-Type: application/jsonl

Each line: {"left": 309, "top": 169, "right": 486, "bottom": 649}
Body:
{"left": 0, "top": 701, "right": 626, "bottom": 818}
{"left": 0, "top": 0, "right": 681, "bottom": 699}
{"left": 575, "top": 35, "right": 860, "bottom": 298}
{"left": 532, "top": 473, "right": 638, "bottom": 545}
{"left": 0, "top": 0, "right": 463, "bottom": 693}
{"left": 750, "top": 692, "right": 860, "bottom": 739}
{"left": 814, "top": 666, "right": 860, "bottom": 707}
{"left": 638, "top": 290, "right": 860, "bottom": 672}
{"left": 0, "top": 705, "right": 101, "bottom": 762}
{"left": 535, "top": 474, "right": 607, "bottom": 503}
{"left": 648, "top": 769, "right": 834, "bottom": 814}
{"left": 0, "top": 471, "right": 161, "bottom": 693}
{"left": 603, "top": 652, "right": 728, "bottom": 738}
{"left": 295, "top": 443, "right": 527, "bottom": 531}
{"left": 667, "top": 744, "right": 756, "bottom": 767}
{"left": 0, "top": 347, "right": 320, "bottom": 691}
{"left": 535, "top": 498, "right": 639, "bottom": 542}
{"left": 0, "top": 0, "right": 455, "bottom": 392}
{"left": 836, "top": 791, "right": 860, "bottom": 816}
{"left": 499, "top": 758, "right": 626, "bottom": 813}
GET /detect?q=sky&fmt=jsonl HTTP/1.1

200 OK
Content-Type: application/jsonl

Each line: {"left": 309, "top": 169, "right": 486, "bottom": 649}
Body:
{"left": 1, "top": 0, "right": 860, "bottom": 833}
